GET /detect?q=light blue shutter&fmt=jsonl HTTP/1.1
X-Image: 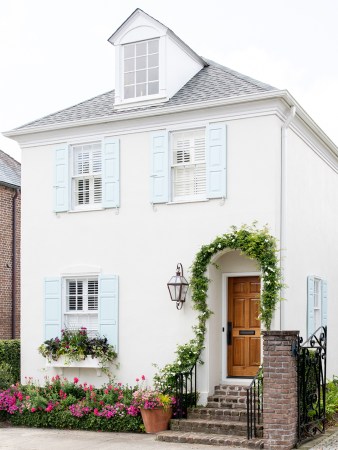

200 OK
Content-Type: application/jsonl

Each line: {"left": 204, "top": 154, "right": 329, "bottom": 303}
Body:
{"left": 54, "top": 146, "right": 69, "bottom": 212}
{"left": 206, "top": 123, "right": 227, "bottom": 199}
{"left": 102, "top": 138, "right": 120, "bottom": 208}
{"left": 44, "top": 278, "right": 62, "bottom": 340}
{"left": 150, "top": 131, "right": 169, "bottom": 203}
{"left": 99, "top": 275, "right": 118, "bottom": 351}
{"left": 321, "top": 280, "right": 328, "bottom": 327}
{"left": 307, "top": 276, "right": 315, "bottom": 337}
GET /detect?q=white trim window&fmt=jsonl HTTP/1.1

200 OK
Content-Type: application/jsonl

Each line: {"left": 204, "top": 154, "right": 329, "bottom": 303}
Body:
{"left": 123, "top": 39, "right": 159, "bottom": 100}
{"left": 307, "top": 275, "right": 328, "bottom": 337}
{"left": 150, "top": 123, "right": 226, "bottom": 205}
{"left": 72, "top": 143, "right": 102, "bottom": 209}
{"left": 313, "top": 278, "right": 322, "bottom": 332}
{"left": 64, "top": 278, "right": 99, "bottom": 336}
{"left": 171, "top": 128, "right": 206, "bottom": 201}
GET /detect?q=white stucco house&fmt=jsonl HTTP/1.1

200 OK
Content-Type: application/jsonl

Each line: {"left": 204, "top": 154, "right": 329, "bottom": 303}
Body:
{"left": 5, "top": 9, "right": 338, "bottom": 401}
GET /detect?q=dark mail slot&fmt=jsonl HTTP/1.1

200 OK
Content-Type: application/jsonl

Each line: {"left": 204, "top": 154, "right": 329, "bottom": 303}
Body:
{"left": 239, "top": 330, "right": 255, "bottom": 335}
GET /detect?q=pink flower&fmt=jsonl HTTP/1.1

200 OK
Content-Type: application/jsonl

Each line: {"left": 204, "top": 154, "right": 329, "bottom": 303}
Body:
{"left": 136, "top": 378, "right": 139, "bottom": 382}
{"left": 31, "top": 407, "right": 36, "bottom": 413}
{"left": 73, "top": 377, "right": 79, "bottom": 384}
{"left": 141, "top": 375, "right": 145, "bottom": 381}
{"left": 104, "top": 389, "right": 109, "bottom": 395}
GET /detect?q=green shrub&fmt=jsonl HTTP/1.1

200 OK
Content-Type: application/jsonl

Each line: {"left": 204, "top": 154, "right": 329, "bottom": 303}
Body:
{"left": 0, "top": 362, "right": 15, "bottom": 390}
{"left": 0, "top": 340, "right": 20, "bottom": 383}
{"left": 326, "top": 377, "right": 338, "bottom": 422}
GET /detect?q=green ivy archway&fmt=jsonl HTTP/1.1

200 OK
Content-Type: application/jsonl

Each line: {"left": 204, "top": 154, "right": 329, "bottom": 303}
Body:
{"left": 154, "top": 224, "right": 283, "bottom": 385}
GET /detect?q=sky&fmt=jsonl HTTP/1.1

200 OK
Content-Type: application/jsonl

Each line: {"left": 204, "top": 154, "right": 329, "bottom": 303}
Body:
{"left": 1, "top": 0, "right": 338, "bottom": 162}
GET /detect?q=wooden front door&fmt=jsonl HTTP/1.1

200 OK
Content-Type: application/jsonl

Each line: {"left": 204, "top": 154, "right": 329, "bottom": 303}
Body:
{"left": 227, "top": 276, "right": 261, "bottom": 377}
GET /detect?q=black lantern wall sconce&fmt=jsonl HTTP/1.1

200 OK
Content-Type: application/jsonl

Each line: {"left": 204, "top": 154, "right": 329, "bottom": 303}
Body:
{"left": 167, "top": 263, "right": 189, "bottom": 310}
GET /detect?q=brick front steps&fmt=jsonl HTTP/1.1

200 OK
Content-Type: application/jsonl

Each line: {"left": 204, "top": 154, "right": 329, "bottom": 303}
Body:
{"left": 156, "top": 384, "right": 264, "bottom": 449}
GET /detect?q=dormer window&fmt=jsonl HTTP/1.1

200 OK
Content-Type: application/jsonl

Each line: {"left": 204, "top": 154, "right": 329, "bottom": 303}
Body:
{"left": 123, "top": 39, "right": 159, "bottom": 99}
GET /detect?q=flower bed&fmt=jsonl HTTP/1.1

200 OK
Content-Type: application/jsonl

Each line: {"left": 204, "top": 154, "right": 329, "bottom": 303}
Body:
{"left": 0, "top": 376, "right": 142, "bottom": 432}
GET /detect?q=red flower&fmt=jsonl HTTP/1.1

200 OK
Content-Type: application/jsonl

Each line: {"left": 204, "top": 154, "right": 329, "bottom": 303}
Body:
{"left": 73, "top": 377, "right": 79, "bottom": 384}
{"left": 31, "top": 407, "right": 36, "bottom": 413}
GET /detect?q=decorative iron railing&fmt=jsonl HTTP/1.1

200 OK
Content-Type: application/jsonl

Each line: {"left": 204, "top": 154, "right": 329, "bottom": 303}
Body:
{"left": 173, "top": 362, "right": 197, "bottom": 419}
{"left": 297, "top": 326, "right": 327, "bottom": 446}
{"left": 247, "top": 367, "right": 263, "bottom": 440}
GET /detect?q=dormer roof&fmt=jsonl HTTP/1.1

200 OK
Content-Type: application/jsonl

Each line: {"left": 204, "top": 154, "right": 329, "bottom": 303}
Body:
{"left": 108, "top": 8, "right": 207, "bottom": 68}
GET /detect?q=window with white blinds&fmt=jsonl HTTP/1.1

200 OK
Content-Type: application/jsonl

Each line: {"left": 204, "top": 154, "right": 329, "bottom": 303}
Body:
{"left": 65, "top": 278, "right": 98, "bottom": 335}
{"left": 123, "top": 39, "right": 159, "bottom": 99}
{"left": 171, "top": 129, "right": 206, "bottom": 200}
{"left": 72, "top": 143, "right": 102, "bottom": 208}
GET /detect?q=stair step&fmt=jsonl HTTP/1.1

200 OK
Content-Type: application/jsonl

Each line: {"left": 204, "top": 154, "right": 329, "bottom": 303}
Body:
{"left": 156, "top": 430, "right": 264, "bottom": 448}
{"left": 207, "top": 400, "right": 247, "bottom": 410}
{"left": 170, "top": 418, "right": 248, "bottom": 436}
{"left": 188, "top": 406, "right": 247, "bottom": 422}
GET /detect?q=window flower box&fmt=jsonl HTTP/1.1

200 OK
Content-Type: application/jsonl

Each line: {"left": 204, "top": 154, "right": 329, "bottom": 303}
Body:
{"left": 39, "top": 328, "right": 117, "bottom": 378}
{"left": 46, "top": 356, "right": 106, "bottom": 376}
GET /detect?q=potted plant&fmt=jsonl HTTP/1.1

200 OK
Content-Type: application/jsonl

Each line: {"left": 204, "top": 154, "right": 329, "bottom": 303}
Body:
{"left": 38, "top": 327, "right": 117, "bottom": 376}
{"left": 132, "top": 376, "right": 176, "bottom": 433}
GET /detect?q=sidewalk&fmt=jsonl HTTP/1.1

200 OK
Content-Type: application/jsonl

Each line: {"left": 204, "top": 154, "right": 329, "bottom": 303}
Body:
{"left": 1, "top": 424, "right": 338, "bottom": 450}
{"left": 297, "top": 426, "right": 338, "bottom": 449}
{"left": 0, "top": 426, "right": 249, "bottom": 450}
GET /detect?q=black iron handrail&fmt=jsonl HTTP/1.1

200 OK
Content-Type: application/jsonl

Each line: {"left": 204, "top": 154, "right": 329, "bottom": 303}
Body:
{"left": 173, "top": 361, "right": 197, "bottom": 419}
{"left": 247, "top": 367, "right": 263, "bottom": 440}
{"left": 297, "top": 326, "right": 327, "bottom": 446}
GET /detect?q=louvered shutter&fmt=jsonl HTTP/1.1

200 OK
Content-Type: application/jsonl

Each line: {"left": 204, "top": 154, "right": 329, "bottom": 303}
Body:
{"left": 206, "top": 123, "right": 226, "bottom": 199}
{"left": 321, "top": 280, "right": 328, "bottom": 327}
{"left": 307, "top": 276, "right": 315, "bottom": 337}
{"left": 150, "top": 131, "right": 169, "bottom": 203}
{"left": 54, "top": 145, "right": 69, "bottom": 212}
{"left": 102, "top": 138, "right": 120, "bottom": 208}
{"left": 99, "top": 275, "right": 118, "bottom": 351}
{"left": 44, "top": 278, "right": 62, "bottom": 340}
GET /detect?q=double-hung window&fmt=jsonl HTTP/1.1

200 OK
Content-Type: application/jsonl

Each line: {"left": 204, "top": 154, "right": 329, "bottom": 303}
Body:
{"left": 54, "top": 137, "right": 120, "bottom": 213}
{"left": 72, "top": 143, "right": 102, "bottom": 209}
{"left": 307, "top": 276, "right": 328, "bottom": 337}
{"left": 171, "top": 129, "right": 206, "bottom": 201}
{"left": 150, "top": 122, "right": 227, "bottom": 204}
{"left": 64, "top": 278, "right": 99, "bottom": 336}
{"left": 123, "top": 39, "right": 159, "bottom": 99}
{"left": 44, "top": 275, "right": 119, "bottom": 349}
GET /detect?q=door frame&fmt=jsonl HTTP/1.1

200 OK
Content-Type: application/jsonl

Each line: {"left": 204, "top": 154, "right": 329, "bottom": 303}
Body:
{"left": 221, "top": 272, "right": 261, "bottom": 382}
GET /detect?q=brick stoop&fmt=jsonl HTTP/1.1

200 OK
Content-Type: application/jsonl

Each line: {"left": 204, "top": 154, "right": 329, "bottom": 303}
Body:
{"left": 155, "top": 384, "right": 264, "bottom": 449}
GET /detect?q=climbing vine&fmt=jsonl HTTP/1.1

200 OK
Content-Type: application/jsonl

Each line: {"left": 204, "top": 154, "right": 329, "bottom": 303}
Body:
{"left": 154, "top": 223, "right": 283, "bottom": 391}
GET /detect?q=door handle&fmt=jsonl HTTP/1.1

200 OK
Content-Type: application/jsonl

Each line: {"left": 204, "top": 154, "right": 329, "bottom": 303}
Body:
{"left": 227, "top": 321, "right": 232, "bottom": 345}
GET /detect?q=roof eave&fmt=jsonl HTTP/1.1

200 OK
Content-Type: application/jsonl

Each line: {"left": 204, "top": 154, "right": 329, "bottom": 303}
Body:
{"left": 5, "top": 89, "right": 338, "bottom": 158}
{"left": 4, "top": 90, "right": 284, "bottom": 137}
{"left": 0, "top": 180, "right": 21, "bottom": 189}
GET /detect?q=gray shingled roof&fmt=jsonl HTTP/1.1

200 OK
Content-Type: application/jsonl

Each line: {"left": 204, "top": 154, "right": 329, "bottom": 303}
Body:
{"left": 0, "top": 149, "right": 21, "bottom": 188}
{"left": 13, "top": 60, "right": 277, "bottom": 131}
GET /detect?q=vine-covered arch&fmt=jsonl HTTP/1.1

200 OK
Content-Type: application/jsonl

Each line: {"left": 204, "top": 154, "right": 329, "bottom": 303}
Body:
{"left": 154, "top": 224, "right": 283, "bottom": 383}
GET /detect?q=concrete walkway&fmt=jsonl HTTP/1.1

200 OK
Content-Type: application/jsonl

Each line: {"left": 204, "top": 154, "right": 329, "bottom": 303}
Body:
{"left": 0, "top": 427, "right": 250, "bottom": 450}
{"left": 297, "top": 426, "right": 338, "bottom": 449}
{"left": 1, "top": 424, "right": 338, "bottom": 449}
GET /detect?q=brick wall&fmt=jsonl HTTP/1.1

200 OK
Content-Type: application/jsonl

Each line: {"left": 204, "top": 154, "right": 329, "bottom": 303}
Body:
{"left": 0, "top": 185, "right": 21, "bottom": 339}
{"left": 262, "top": 330, "right": 299, "bottom": 450}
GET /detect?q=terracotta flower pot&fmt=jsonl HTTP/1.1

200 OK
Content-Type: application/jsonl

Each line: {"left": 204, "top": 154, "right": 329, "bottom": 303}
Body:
{"left": 140, "top": 407, "right": 172, "bottom": 433}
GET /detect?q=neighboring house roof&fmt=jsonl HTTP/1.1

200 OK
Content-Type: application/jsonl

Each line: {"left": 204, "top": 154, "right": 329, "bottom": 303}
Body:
{"left": 11, "top": 60, "right": 276, "bottom": 132}
{"left": 0, "top": 149, "right": 21, "bottom": 188}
